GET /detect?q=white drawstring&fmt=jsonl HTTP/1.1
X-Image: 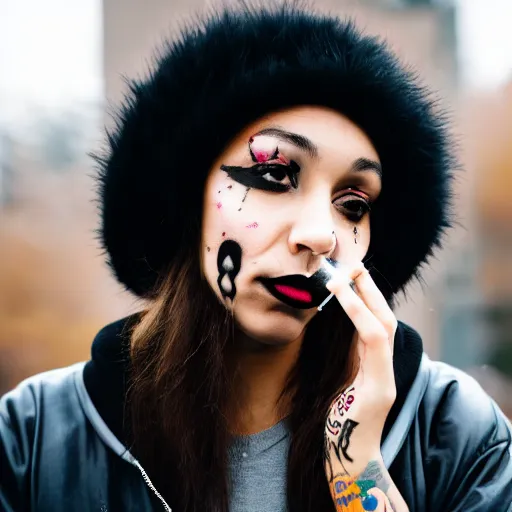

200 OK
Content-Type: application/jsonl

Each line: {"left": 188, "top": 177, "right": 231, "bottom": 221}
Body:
{"left": 132, "top": 458, "right": 173, "bottom": 511}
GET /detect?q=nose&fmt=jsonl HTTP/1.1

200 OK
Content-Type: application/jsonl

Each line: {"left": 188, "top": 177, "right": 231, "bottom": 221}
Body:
{"left": 288, "top": 197, "right": 336, "bottom": 257}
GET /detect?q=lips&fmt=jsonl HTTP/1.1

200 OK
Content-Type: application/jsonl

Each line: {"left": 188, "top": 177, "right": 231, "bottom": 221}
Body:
{"left": 274, "top": 284, "right": 312, "bottom": 303}
{"left": 257, "top": 268, "right": 333, "bottom": 309}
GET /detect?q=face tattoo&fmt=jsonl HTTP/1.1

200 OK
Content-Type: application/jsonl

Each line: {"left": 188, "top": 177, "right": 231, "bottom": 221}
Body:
{"left": 215, "top": 133, "right": 298, "bottom": 303}
{"left": 217, "top": 239, "right": 242, "bottom": 301}
{"left": 216, "top": 132, "right": 345, "bottom": 310}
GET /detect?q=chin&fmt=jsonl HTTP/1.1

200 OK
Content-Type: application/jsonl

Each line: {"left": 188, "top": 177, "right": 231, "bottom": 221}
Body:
{"left": 233, "top": 305, "right": 313, "bottom": 346}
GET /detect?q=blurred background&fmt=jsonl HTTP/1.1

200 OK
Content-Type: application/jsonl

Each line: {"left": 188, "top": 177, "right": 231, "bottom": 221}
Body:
{"left": 0, "top": 0, "right": 511, "bottom": 415}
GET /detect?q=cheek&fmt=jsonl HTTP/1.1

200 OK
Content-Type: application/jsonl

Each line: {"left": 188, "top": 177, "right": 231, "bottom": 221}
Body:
{"left": 203, "top": 175, "right": 276, "bottom": 251}
{"left": 202, "top": 175, "right": 280, "bottom": 290}
{"left": 334, "top": 218, "right": 371, "bottom": 265}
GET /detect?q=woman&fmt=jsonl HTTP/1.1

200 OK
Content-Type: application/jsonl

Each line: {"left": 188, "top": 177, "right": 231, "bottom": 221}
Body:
{"left": 1, "top": 5, "right": 511, "bottom": 512}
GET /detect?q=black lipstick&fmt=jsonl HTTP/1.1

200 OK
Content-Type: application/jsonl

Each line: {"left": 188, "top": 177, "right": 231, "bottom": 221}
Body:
{"left": 257, "top": 259, "right": 338, "bottom": 310}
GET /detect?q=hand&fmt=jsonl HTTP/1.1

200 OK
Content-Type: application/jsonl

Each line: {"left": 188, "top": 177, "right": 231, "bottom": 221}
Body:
{"left": 323, "top": 262, "right": 399, "bottom": 510}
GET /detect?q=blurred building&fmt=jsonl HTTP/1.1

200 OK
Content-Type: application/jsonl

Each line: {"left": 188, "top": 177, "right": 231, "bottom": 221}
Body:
{"left": 0, "top": 133, "right": 14, "bottom": 206}
{"left": 467, "top": 84, "right": 512, "bottom": 401}
{"left": 0, "top": 1, "right": 135, "bottom": 394}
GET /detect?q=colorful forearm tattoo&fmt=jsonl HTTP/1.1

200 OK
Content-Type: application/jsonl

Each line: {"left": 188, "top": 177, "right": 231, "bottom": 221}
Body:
{"left": 324, "top": 388, "right": 396, "bottom": 511}
{"left": 330, "top": 463, "right": 395, "bottom": 512}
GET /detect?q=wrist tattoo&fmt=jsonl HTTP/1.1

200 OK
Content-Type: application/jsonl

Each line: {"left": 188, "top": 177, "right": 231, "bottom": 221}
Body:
{"left": 328, "top": 460, "right": 397, "bottom": 511}
{"left": 324, "top": 418, "right": 359, "bottom": 481}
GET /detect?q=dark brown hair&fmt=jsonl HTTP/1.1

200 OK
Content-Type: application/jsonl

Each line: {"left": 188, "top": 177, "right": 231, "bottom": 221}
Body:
{"left": 127, "top": 242, "right": 359, "bottom": 511}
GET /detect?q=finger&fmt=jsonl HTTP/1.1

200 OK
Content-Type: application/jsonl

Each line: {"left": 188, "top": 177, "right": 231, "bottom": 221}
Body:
{"left": 325, "top": 268, "right": 393, "bottom": 381}
{"left": 350, "top": 266, "right": 397, "bottom": 355}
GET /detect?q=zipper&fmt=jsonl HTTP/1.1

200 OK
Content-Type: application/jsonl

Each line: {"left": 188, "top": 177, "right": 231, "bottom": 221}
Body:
{"left": 131, "top": 457, "right": 173, "bottom": 512}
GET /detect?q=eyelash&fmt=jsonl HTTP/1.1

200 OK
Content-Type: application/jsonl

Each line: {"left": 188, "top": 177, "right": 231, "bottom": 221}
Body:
{"left": 260, "top": 168, "right": 372, "bottom": 223}
{"left": 220, "top": 162, "right": 299, "bottom": 193}
{"left": 221, "top": 162, "right": 371, "bottom": 222}
{"left": 332, "top": 192, "right": 371, "bottom": 222}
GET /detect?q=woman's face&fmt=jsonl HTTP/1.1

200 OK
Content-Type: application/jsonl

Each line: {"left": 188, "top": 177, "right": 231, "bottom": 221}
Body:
{"left": 201, "top": 106, "right": 382, "bottom": 345}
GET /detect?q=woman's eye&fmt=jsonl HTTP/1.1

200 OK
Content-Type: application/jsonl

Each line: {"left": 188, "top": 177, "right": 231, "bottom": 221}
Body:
{"left": 333, "top": 196, "right": 371, "bottom": 222}
{"left": 220, "top": 161, "right": 299, "bottom": 193}
{"left": 262, "top": 167, "right": 291, "bottom": 187}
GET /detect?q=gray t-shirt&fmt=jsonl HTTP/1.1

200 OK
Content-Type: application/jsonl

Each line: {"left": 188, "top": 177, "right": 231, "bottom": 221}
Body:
{"left": 229, "top": 419, "right": 290, "bottom": 512}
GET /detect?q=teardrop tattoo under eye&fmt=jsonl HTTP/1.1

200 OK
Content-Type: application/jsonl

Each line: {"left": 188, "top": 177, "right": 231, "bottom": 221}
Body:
{"left": 220, "top": 135, "right": 300, "bottom": 192}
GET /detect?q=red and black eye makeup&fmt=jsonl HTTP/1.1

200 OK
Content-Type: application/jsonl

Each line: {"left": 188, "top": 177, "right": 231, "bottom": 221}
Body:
{"left": 220, "top": 134, "right": 300, "bottom": 192}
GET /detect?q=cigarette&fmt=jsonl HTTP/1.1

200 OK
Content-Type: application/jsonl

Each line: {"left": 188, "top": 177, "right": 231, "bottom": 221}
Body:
{"left": 317, "top": 292, "right": 334, "bottom": 311}
{"left": 317, "top": 280, "right": 357, "bottom": 311}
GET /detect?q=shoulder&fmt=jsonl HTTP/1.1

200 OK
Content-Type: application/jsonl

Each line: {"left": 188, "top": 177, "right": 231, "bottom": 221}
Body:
{"left": 0, "top": 364, "right": 87, "bottom": 511}
{"left": 1, "top": 363, "right": 86, "bottom": 438}
{"left": 1, "top": 363, "right": 85, "bottom": 405}
{"left": 422, "top": 358, "right": 511, "bottom": 445}
{"left": 418, "top": 359, "right": 512, "bottom": 510}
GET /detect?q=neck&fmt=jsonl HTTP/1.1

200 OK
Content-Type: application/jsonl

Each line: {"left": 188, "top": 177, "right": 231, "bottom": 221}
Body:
{"left": 227, "top": 330, "right": 303, "bottom": 435}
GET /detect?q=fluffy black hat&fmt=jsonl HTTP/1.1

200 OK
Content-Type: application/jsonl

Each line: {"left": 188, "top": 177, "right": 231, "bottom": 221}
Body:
{"left": 96, "top": 4, "right": 454, "bottom": 300}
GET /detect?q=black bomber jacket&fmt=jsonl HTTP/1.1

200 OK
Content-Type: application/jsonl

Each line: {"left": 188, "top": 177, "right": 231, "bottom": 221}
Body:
{"left": 1, "top": 316, "right": 512, "bottom": 512}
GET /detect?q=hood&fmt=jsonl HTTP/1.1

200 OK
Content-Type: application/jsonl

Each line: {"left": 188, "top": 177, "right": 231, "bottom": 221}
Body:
{"left": 82, "top": 314, "right": 425, "bottom": 455}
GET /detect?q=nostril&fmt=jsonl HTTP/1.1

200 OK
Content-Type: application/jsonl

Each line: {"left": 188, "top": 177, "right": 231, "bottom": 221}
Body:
{"left": 296, "top": 243, "right": 310, "bottom": 253}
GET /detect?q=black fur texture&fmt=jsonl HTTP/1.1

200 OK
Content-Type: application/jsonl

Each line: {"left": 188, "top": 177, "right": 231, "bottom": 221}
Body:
{"left": 95, "top": 4, "right": 455, "bottom": 299}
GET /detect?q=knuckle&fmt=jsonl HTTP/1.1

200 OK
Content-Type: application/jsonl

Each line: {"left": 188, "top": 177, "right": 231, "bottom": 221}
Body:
{"left": 384, "top": 388, "right": 397, "bottom": 406}
{"left": 364, "top": 326, "right": 388, "bottom": 344}
{"left": 382, "top": 315, "right": 398, "bottom": 335}
{"left": 372, "top": 383, "right": 396, "bottom": 406}
{"left": 343, "top": 302, "right": 360, "bottom": 318}
{"left": 351, "top": 262, "right": 367, "bottom": 280}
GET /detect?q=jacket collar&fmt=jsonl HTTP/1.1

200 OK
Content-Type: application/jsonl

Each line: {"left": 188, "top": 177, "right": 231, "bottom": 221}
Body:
{"left": 83, "top": 314, "right": 424, "bottom": 446}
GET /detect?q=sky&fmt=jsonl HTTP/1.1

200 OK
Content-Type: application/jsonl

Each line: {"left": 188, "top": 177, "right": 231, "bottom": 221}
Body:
{"left": 0, "top": 0, "right": 103, "bottom": 125}
{"left": 0, "top": 0, "right": 511, "bottom": 125}
{"left": 455, "top": 0, "right": 512, "bottom": 90}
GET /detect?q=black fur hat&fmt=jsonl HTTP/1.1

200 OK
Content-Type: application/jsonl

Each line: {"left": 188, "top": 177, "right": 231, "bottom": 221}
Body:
{"left": 96, "top": 4, "right": 454, "bottom": 300}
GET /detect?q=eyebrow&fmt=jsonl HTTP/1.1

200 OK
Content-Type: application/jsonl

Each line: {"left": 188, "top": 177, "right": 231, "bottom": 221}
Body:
{"left": 351, "top": 157, "right": 382, "bottom": 179}
{"left": 254, "top": 127, "right": 319, "bottom": 158}
{"left": 254, "top": 126, "right": 382, "bottom": 179}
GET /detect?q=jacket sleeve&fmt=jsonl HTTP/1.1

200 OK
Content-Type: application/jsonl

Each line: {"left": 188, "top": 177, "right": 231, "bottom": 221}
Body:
{"left": 450, "top": 404, "right": 512, "bottom": 511}
{"left": 0, "top": 382, "right": 37, "bottom": 512}
{"left": 427, "top": 364, "right": 512, "bottom": 512}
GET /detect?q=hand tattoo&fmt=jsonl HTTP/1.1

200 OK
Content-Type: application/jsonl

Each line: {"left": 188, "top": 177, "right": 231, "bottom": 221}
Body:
{"left": 324, "top": 418, "right": 359, "bottom": 480}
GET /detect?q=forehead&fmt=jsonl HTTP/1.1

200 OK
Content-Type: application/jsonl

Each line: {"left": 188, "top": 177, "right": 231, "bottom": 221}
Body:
{"left": 236, "top": 105, "right": 380, "bottom": 164}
